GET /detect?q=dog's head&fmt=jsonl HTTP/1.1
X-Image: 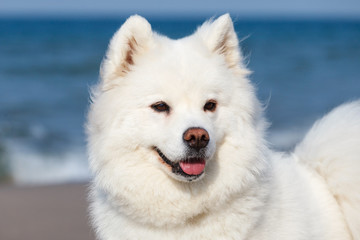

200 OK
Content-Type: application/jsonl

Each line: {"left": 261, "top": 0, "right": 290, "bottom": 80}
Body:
{"left": 87, "top": 14, "right": 267, "bottom": 226}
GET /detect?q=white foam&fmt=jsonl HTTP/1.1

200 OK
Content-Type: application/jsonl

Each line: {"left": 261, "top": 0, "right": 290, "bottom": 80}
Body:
{"left": 267, "top": 127, "right": 307, "bottom": 151}
{"left": 5, "top": 140, "right": 91, "bottom": 186}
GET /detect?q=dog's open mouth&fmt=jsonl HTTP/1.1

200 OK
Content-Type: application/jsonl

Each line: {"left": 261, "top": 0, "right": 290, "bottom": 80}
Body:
{"left": 154, "top": 147, "right": 205, "bottom": 181}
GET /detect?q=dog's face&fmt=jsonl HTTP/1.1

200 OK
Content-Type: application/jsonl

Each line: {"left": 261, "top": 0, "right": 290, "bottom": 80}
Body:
{"left": 112, "top": 37, "right": 240, "bottom": 182}
{"left": 130, "top": 57, "right": 220, "bottom": 182}
{"left": 88, "top": 14, "right": 266, "bottom": 226}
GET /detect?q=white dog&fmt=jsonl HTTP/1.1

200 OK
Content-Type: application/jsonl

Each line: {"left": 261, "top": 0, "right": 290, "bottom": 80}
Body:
{"left": 86, "top": 14, "right": 360, "bottom": 239}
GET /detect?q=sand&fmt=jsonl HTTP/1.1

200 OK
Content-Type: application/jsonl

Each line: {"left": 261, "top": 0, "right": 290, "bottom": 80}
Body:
{"left": 0, "top": 183, "right": 96, "bottom": 240}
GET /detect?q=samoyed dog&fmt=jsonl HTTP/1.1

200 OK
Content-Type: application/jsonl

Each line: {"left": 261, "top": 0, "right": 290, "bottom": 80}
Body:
{"left": 87, "top": 14, "right": 360, "bottom": 239}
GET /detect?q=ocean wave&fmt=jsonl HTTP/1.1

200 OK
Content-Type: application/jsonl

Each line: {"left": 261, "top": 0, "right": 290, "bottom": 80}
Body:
{"left": 5, "top": 140, "right": 91, "bottom": 186}
{"left": 267, "top": 127, "right": 308, "bottom": 151}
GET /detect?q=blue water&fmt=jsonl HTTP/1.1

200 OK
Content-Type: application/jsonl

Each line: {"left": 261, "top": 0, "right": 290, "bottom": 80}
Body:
{"left": 1, "top": 18, "right": 359, "bottom": 185}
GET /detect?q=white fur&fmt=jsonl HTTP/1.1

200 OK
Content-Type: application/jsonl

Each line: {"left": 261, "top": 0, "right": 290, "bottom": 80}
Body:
{"left": 87, "top": 14, "right": 359, "bottom": 239}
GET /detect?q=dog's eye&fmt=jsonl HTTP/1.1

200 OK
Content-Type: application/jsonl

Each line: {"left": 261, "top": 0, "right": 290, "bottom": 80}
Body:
{"left": 204, "top": 100, "right": 217, "bottom": 112}
{"left": 151, "top": 101, "right": 170, "bottom": 113}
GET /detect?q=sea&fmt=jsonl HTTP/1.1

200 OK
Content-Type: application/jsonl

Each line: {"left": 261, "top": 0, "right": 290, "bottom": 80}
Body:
{"left": 0, "top": 17, "right": 359, "bottom": 185}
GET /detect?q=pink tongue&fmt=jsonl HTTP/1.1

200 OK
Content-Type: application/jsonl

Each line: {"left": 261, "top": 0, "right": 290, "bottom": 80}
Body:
{"left": 179, "top": 159, "right": 206, "bottom": 175}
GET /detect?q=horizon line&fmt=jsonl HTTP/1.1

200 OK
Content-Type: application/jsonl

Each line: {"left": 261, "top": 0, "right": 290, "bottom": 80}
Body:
{"left": 1, "top": 11, "right": 360, "bottom": 21}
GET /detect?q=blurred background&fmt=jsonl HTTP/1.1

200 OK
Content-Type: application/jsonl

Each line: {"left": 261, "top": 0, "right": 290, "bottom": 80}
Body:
{"left": 0, "top": 1, "right": 359, "bottom": 239}
{"left": 1, "top": 0, "right": 360, "bottom": 189}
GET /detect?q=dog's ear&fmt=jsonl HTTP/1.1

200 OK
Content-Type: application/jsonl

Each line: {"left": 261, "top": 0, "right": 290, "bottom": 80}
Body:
{"left": 100, "top": 15, "right": 153, "bottom": 89}
{"left": 196, "top": 14, "right": 245, "bottom": 71}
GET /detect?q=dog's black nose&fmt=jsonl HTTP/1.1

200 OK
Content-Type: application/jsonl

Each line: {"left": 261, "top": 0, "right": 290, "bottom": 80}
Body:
{"left": 183, "top": 128, "right": 209, "bottom": 151}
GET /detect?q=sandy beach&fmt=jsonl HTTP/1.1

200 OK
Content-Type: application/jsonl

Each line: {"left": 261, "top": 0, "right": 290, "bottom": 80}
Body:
{"left": 0, "top": 183, "right": 96, "bottom": 240}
